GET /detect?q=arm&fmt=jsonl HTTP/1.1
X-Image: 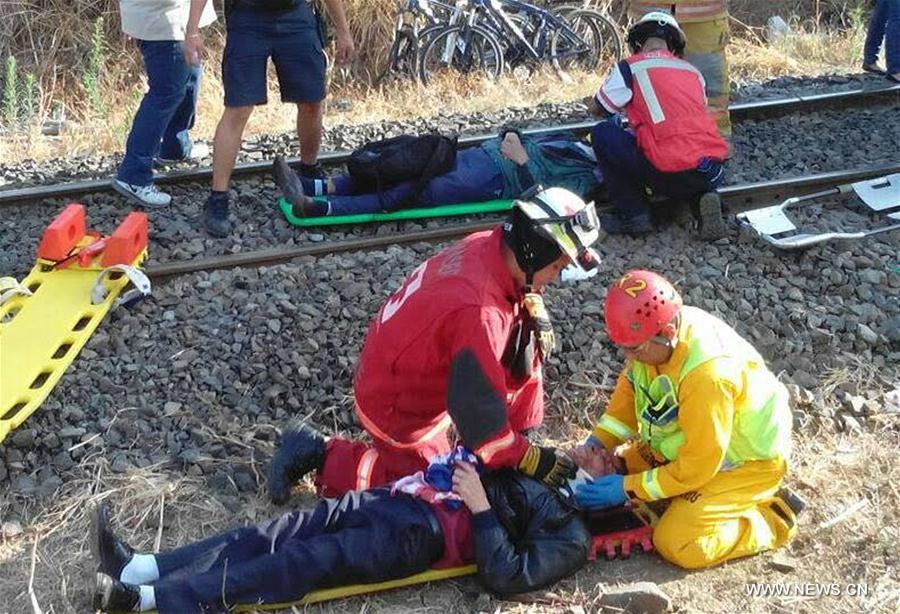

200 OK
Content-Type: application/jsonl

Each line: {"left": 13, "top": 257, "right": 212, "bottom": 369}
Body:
{"left": 445, "top": 306, "right": 529, "bottom": 469}
{"left": 321, "top": 0, "right": 355, "bottom": 65}
{"left": 499, "top": 131, "right": 541, "bottom": 192}
{"left": 461, "top": 473, "right": 589, "bottom": 595}
{"left": 592, "top": 63, "right": 632, "bottom": 117}
{"left": 623, "top": 363, "right": 736, "bottom": 501}
{"left": 183, "top": 0, "right": 209, "bottom": 66}
{"left": 591, "top": 368, "right": 638, "bottom": 450}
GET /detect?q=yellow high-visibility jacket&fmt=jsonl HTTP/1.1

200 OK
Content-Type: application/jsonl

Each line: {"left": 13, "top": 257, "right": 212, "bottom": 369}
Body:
{"left": 629, "top": 0, "right": 728, "bottom": 23}
{"left": 593, "top": 306, "right": 792, "bottom": 501}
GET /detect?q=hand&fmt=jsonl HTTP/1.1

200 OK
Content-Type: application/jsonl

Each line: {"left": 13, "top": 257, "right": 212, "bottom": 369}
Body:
{"left": 518, "top": 445, "right": 576, "bottom": 487}
{"left": 574, "top": 474, "right": 626, "bottom": 510}
{"left": 523, "top": 292, "right": 554, "bottom": 359}
{"left": 452, "top": 461, "right": 490, "bottom": 513}
{"left": 183, "top": 33, "right": 204, "bottom": 66}
{"left": 500, "top": 132, "right": 529, "bottom": 165}
{"left": 334, "top": 31, "right": 355, "bottom": 65}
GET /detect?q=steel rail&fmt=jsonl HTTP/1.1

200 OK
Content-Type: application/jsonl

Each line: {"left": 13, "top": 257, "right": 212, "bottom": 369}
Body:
{"left": 145, "top": 162, "right": 900, "bottom": 280}
{"left": 2, "top": 83, "right": 898, "bottom": 206}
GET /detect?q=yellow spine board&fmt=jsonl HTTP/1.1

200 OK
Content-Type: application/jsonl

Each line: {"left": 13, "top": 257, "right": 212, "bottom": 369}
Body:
{"left": 0, "top": 248, "right": 147, "bottom": 442}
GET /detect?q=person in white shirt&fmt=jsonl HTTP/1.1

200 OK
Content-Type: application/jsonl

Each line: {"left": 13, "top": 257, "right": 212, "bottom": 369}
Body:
{"left": 112, "top": 0, "right": 217, "bottom": 208}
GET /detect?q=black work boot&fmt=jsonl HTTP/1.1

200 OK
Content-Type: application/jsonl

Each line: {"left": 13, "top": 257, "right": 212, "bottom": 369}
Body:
{"left": 298, "top": 161, "right": 326, "bottom": 179}
{"left": 273, "top": 156, "right": 322, "bottom": 217}
{"left": 267, "top": 421, "right": 327, "bottom": 505}
{"left": 91, "top": 503, "right": 134, "bottom": 579}
{"left": 600, "top": 212, "right": 653, "bottom": 235}
{"left": 698, "top": 192, "right": 726, "bottom": 240}
{"left": 203, "top": 192, "right": 232, "bottom": 238}
{"left": 93, "top": 573, "right": 140, "bottom": 612}
{"left": 776, "top": 486, "right": 807, "bottom": 516}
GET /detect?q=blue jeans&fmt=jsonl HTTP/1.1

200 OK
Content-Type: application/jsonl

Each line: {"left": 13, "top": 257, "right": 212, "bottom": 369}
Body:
{"left": 864, "top": 0, "right": 900, "bottom": 73}
{"left": 590, "top": 121, "right": 725, "bottom": 217}
{"left": 321, "top": 148, "right": 505, "bottom": 215}
{"left": 152, "top": 489, "right": 443, "bottom": 614}
{"left": 117, "top": 40, "right": 202, "bottom": 186}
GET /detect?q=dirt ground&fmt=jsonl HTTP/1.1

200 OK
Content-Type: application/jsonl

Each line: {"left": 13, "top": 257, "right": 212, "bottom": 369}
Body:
{"left": 1, "top": 397, "right": 897, "bottom": 614}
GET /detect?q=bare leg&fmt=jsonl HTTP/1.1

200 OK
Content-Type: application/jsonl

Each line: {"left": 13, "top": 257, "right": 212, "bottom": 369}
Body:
{"left": 212, "top": 105, "right": 255, "bottom": 192}
{"left": 296, "top": 101, "right": 324, "bottom": 165}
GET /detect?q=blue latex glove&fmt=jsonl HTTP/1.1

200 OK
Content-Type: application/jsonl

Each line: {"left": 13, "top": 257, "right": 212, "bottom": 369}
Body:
{"left": 575, "top": 474, "right": 626, "bottom": 510}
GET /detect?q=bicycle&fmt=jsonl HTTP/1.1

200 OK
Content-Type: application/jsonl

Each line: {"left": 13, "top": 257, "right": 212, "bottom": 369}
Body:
{"left": 417, "top": 1, "right": 506, "bottom": 84}
{"left": 376, "top": 0, "right": 462, "bottom": 84}
{"left": 459, "top": 0, "right": 609, "bottom": 73}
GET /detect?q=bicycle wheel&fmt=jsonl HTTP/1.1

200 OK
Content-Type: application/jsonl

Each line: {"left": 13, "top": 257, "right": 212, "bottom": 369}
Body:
{"left": 571, "top": 8, "right": 623, "bottom": 69}
{"left": 376, "top": 29, "right": 419, "bottom": 85}
{"left": 550, "top": 12, "right": 602, "bottom": 72}
{"left": 418, "top": 24, "right": 505, "bottom": 84}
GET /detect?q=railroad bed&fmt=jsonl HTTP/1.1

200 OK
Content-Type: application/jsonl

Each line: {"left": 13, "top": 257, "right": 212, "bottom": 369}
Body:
{"left": 0, "top": 72, "right": 898, "bottom": 506}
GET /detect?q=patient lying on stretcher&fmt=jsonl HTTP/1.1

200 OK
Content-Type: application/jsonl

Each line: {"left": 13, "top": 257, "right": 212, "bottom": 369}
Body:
{"left": 90, "top": 446, "right": 623, "bottom": 613}
{"left": 273, "top": 130, "right": 601, "bottom": 218}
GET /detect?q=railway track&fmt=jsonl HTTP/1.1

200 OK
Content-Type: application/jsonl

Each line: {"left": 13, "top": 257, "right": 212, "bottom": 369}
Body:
{"left": 1, "top": 82, "right": 897, "bottom": 206}
{"left": 145, "top": 162, "right": 900, "bottom": 279}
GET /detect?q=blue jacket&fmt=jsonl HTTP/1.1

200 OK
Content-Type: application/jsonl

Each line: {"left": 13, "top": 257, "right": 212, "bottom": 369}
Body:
{"left": 480, "top": 133, "right": 601, "bottom": 199}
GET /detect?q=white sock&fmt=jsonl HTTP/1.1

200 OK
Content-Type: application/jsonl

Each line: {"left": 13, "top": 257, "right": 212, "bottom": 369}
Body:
{"left": 138, "top": 585, "right": 156, "bottom": 611}
{"left": 120, "top": 554, "right": 159, "bottom": 584}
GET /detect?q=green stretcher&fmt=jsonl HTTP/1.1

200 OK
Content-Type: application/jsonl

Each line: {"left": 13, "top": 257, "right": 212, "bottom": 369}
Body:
{"left": 278, "top": 198, "right": 514, "bottom": 226}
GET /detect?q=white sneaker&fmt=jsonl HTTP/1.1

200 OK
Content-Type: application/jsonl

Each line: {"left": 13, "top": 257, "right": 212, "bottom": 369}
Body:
{"left": 111, "top": 179, "right": 172, "bottom": 208}
{"left": 155, "top": 142, "right": 210, "bottom": 165}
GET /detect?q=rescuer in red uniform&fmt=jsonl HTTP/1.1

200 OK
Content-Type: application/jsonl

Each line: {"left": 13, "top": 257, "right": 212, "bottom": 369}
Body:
{"left": 267, "top": 187, "right": 601, "bottom": 502}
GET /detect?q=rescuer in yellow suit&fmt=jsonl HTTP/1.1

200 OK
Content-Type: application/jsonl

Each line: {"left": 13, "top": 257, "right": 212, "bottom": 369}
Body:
{"left": 629, "top": 1, "right": 732, "bottom": 138}
{"left": 571, "top": 270, "right": 804, "bottom": 569}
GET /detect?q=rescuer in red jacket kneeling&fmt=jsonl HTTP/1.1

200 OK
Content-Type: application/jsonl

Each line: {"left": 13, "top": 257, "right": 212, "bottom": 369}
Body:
{"left": 589, "top": 12, "right": 729, "bottom": 239}
{"left": 267, "top": 187, "right": 601, "bottom": 502}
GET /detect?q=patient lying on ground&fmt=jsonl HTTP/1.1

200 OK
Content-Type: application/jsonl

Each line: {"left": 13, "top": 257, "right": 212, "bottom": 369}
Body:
{"left": 273, "top": 130, "right": 601, "bottom": 218}
{"left": 90, "top": 445, "right": 622, "bottom": 613}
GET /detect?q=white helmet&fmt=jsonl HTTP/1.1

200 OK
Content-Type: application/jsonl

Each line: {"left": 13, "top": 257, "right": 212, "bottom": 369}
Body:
{"left": 628, "top": 11, "right": 686, "bottom": 54}
{"left": 506, "top": 186, "right": 601, "bottom": 277}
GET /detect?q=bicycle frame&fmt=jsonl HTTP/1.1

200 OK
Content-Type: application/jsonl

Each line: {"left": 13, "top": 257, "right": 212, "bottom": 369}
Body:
{"left": 470, "top": 0, "right": 590, "bottom": 61}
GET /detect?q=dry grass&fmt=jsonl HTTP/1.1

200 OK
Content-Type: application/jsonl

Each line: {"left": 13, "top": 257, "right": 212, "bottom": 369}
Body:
{"left": 0, "top": 1, "right": 874, "bottom": 165}
{"left": 1, "top": 382, "right": 897, "bottom": 613}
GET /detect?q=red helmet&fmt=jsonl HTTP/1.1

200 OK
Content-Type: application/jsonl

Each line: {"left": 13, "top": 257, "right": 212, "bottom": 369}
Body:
{"left": 604, "top": 270, "right": 682, "bottom": 346}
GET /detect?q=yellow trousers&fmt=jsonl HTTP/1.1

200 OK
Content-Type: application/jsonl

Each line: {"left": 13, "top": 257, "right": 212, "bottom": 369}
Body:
{"left": 621, "top": 443, "right": 797, "bottom": 569}
{"left": 681, "top": 18, "right": 732, "bottom": 137}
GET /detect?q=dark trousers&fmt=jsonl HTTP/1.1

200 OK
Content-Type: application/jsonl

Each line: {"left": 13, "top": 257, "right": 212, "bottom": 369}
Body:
{"left": 590, "top": 121, "right": 724, "bottom": 217}
{"left": 865, "top": 0, "right": 900, "bottom": 74}
{"left": 153, "top": 489, "right": 444, "bottom": 614}
{"left": 117, "top": 40, "right": 201, "bottom": 186}
{"left": 321, "top": 148, "right": 505, "bottom": 215}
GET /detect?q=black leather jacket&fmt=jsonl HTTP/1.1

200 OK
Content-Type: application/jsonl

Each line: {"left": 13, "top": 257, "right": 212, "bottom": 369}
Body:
{"left": 473, "top": 470, "right": 591, "bottom": 596}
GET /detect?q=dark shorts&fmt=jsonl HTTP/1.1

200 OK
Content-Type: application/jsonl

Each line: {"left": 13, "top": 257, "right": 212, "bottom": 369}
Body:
{"left": 223, "top": 4, "right": 326, "bottom": 107}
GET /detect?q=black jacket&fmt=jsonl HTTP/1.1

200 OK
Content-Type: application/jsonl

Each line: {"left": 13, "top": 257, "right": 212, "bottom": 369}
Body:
{"left": 472, "top": 470, "right": 591, "bottom": 595}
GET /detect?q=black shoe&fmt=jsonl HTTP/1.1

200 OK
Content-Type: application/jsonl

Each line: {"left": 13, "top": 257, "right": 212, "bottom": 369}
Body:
{"left": 203, "top": 193, "right": 232, "bottom": 238}
{"left": 91, "top": 504, "right": 134, "bottom": 579}
{"left": 698, "top": 192, "right": 726, "bottom": 240}
{"left": 93, "top": 572, "right": 140, "bottom": 612}
{"left": 298, "top": 161, "right": 326, "bottom": 179}
{"left": 862, "top": 62, "right": 885, "bottom": 75}
{"left": 273, "top": 156, "right": 322, "bottom": 217}
{"left": 600, "top": 212, "right": 653, "bottom": 235}
{"left": 777, "top": 486, "right": 807, "bottom": 516}
{"left": 267, "top": 421, "right": 326, "bottom": 505}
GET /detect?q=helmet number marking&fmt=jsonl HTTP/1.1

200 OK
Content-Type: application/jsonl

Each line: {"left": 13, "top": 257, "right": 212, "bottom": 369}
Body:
{"left": 381, "top": 262, "right": 428, "bottom": 324}
{"left": 617, "top": 273, "right": 647, "bottom": 298}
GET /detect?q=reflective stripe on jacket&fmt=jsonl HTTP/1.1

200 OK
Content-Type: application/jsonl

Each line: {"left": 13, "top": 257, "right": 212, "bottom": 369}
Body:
{"left": 629, "top": 307, "right": 792, "bottom": 477}
{"left": 624, "top": 50, "right": 728, "bottom": 171}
